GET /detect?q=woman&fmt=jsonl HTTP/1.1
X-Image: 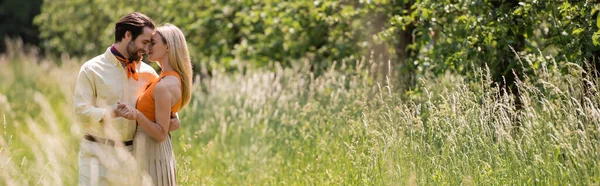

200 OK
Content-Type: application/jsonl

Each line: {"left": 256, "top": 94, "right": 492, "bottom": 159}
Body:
{"left": 119, "top": 23, "right": 193, "bottom": 185}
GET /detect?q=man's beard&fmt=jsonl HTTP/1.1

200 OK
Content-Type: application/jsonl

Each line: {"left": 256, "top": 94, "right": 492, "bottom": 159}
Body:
{"left": 126, "top": 41, "right": 143, "bottom": 62}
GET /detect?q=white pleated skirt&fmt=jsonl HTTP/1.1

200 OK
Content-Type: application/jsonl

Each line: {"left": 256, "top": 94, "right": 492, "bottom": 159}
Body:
{"left": 133, "top": 127, "right": 177, "bottom": 186}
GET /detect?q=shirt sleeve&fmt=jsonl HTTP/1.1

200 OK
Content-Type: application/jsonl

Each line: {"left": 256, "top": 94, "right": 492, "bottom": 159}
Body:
{"left": 73, "top": 64, "right": 108, "bottom": 125}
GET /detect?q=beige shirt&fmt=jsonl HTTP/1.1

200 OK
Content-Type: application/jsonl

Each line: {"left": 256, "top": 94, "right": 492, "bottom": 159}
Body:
{"left": 74, "top": 48, "right": 158, "bottom": 141}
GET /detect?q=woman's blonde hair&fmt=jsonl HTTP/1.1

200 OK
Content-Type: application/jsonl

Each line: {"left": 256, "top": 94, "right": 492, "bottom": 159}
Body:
{"left": 155, "top": 24, "right": 192, "bottom": 110}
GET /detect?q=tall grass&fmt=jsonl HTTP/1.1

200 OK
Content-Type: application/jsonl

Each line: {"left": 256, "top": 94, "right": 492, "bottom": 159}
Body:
{"left": 1, "top": 40, "right": 600, "bottom": 185}
{"left": 0, "top": 40, "right": 81, "bottom": 185}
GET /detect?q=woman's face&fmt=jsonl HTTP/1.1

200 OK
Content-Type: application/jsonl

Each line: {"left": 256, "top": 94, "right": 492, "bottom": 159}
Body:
{"left": 148, "top": 32, "right": 168, "bottom": 62}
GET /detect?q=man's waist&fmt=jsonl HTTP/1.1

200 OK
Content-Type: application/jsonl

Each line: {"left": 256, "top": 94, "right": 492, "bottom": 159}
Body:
{"left": 82, "top": 123, "right": 136, "bottom": 141}
{"left": 83, "top": 134, "right": 133, "bottom": 146}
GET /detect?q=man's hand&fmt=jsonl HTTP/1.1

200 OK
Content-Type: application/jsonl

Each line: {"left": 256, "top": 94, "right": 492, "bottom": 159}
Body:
{"left": 168, "top": 112, "right": 180, "bottom": 131}
{"left": 112, "top": 102, "right": 126, "bottom": 118}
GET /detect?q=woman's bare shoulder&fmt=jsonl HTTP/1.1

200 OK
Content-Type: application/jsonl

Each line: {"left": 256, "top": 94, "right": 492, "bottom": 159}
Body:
{"left": 155, "top": 76, "right": 181, "bottom": 94}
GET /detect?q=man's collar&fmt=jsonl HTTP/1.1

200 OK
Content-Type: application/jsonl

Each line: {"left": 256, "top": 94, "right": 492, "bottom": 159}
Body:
{"left": 105, "top": 47, "right": 121, "bottom": 67}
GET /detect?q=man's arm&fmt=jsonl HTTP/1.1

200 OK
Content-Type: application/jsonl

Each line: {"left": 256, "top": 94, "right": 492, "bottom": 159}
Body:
{"left": 73, "top": 65, "right": 109, "bottom": 124}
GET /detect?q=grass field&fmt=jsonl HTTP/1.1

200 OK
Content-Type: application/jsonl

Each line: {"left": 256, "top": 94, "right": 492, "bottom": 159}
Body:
{"left": 1, "top": 41, "right": 600, "bottom": 185}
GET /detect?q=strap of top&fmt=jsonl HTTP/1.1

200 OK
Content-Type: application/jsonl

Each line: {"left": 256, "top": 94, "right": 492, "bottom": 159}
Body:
{"left": 159, "top": 70, "right": 181, "bottom": 79}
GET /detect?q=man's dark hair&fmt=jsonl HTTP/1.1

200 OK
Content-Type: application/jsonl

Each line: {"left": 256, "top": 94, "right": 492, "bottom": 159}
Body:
{"left": 114, "top": 12, "right": 155, "bottom": 43}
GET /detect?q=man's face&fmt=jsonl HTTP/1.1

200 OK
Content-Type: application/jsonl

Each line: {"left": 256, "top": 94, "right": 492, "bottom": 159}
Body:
{"left": 126, "top": 27, "right": 153, "bottom": 62}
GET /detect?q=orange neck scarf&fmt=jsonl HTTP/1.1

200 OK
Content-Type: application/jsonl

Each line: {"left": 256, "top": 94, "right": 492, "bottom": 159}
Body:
{"left": 110, "top": 45, "right": 138, "bottom": 81}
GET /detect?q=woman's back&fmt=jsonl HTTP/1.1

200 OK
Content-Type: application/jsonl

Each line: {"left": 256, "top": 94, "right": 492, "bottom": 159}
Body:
{"left": 136, "top": 70, "right": 182, "bottom": 121}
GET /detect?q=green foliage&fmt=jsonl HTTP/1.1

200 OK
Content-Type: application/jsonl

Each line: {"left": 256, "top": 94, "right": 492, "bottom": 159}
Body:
{"left": 35, "top": 1, "right": 394, "bottom": 74}
{"left": 27, "top": 0, "right": 600, "bottom": 85}
{"left": 395, "top": 0, "right": 600, "bottom": 80}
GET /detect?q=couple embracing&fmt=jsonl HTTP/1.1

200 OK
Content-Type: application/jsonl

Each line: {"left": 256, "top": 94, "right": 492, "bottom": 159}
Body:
{"left": 73, "top": 12, "right": 192, "bottom": 186}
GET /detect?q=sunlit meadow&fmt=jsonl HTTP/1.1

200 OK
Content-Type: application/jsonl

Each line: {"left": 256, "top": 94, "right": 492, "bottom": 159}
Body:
{"left": 1, "top": 40, "right": 600, "bottom": 185}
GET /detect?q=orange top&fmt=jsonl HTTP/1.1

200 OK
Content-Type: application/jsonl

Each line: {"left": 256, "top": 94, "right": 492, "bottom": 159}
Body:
{"left": 136, "top": 70, "right": 182, "bottom": 122}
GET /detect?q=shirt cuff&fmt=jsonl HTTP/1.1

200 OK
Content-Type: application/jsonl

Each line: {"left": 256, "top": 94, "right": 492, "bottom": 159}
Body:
{"left": 91, "top": 108, "right": 108, "bottom": 123}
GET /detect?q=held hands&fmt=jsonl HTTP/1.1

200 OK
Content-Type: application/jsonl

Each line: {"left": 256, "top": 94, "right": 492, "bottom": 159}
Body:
{"left": 115, "top": 102, "right": 139, "bottom": 120}
{"left": 113, "top": 103, "right": 181, "bottom": 131}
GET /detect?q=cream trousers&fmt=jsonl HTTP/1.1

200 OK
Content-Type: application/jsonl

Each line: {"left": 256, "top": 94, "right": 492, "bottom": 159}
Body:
{"left": 78, "top": 140, "right": 149, "bottom": 186}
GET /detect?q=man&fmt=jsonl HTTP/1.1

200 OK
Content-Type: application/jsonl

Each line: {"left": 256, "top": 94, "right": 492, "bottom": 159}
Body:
{"left": 73, "top": 12, "right": 178, "bottom": 185}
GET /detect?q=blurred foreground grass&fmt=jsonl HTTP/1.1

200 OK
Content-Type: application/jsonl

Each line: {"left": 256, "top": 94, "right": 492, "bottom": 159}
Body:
{"left": 1, "top": 41, "right": 600, "bottom": 185}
